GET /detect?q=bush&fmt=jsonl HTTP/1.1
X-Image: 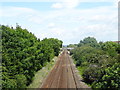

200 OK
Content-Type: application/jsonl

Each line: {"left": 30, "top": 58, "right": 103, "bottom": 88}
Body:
{"left": 71, "top": 37, "right": 120, "bottom": 89}
{"left": 83, "top": 65, "right": 103, "bottom": 84}
{"left": 15, "top": 74, "right": 27, "bottom": 88}
{"left": 2, "top": 79, "right": 17, "bottom": 88}
{"left": 1, "top": 25, "right": 63, "bottom": 88}
{"left": 92, "top": 63, "right": 120, "bottom": 89}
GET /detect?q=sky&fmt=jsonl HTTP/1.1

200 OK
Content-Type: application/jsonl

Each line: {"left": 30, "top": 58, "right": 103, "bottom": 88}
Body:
{"left": 0, "top": 0, "right": 118, "bottom": 45}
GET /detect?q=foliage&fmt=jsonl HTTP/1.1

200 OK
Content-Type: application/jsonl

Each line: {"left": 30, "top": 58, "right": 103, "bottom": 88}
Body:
{"left": 72, "top": 46, "right": 105, "bottom": 66}
{"left": 15, "top": 74, "right": 27, "bottom": 88}
{"left": 101, "top": 41, "right": 118, "bottom": 57}
{"left": 71, "top": 37, "right": 120, "bottom": 89}
{"left": 116, "top": 44, "right": 120, "bottom": 54}
{"left": 92, "top": 63, "right": 120, "bottom": 88}
{"left": 77, "top": 37, "right": 100, "bottom": 48}
{"left": 67, "top": 44, "right": 77, "bottom": 48}
{"left": 1, "top": 25, "right": 63, "bottom": 89}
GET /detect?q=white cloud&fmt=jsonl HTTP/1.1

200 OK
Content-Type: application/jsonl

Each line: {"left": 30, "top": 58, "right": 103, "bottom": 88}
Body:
{"left": 52, "top": 3, "right": 63, "bottom": 9}
{"left": 48, "top": 23, "right": 55, "bottom": 28}
{"left": 0, "top": 0, "right": 117, "bottom": 2}
{"left": 28, "top": 15, "right": 43, "bottom": 24}
{"left": 51, "top": 0, "right": 80, "bottom": 9}
{"left": 0, "top": 1, "right": 118, "bottom": 44}
{"left": 1, "top": 6, "right": 37, "bottom": 17}
{"left": 61, "top": 0, "right": 80, "bottom": 8}
{"left": 50, "top": 27, "right": 63, "bottom": 35}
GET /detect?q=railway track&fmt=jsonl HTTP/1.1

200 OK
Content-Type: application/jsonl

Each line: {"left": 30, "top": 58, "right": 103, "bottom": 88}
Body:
{"left": 40, "top": 50, "right": 88, "bottom": 89}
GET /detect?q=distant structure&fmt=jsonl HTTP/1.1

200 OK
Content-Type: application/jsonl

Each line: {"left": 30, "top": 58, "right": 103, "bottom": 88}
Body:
{"left": 62, "top": 45, "right": 67, "bottom": 47}
{"left": 113, "top": 41, "right": 120, "bottom": 44}
{"left": 67, "top": 48, "right": 74, "bottom": 51}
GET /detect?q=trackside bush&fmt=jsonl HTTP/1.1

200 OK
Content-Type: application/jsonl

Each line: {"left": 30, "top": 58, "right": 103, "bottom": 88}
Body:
{"left": 70, "top": 37, "right": 120, "bottom": 89}
{"left": 1, "top": 25, "right": 63, "bottom": 89}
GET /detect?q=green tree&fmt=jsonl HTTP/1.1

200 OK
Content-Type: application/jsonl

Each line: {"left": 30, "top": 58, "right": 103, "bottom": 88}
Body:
{"left": 1, "top": 25, "right": 63, "bottom": 89}
{"left": 71, "top": 37, "right": 119, "bottom": 88}
{"left": 78, "top": 37, "right": 99, "bottom": 48}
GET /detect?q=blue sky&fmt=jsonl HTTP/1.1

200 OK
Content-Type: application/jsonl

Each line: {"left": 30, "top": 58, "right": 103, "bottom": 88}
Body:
{"left": 0, "top": 0, "right": 118, "bottom": 45}
{"left": 1, "top": 2, "right": 114, "bottom": 10}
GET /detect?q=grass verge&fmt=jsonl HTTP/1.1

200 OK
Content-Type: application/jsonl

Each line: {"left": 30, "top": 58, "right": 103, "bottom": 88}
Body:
{"left": 77, "top": 66, "right": 87, "bottom": 76}
{"left": 27, "top": 57, "right": 57, "bottom": 88}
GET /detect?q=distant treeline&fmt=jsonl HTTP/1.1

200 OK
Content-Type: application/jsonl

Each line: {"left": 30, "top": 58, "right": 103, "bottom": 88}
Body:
{"left": 1, "top": 25, "right": 63, "bottom": 88}
{"left": 70, "top": 37, "right": 120, "bottom": 89}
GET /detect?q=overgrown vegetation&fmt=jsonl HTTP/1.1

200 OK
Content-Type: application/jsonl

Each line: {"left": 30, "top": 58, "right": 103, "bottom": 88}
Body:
{"left": 70, "top": 37, "right": 120, "bottom": 89}
{"left": 1, "top": 25, "right": 63, "bottom": 89}
{"left": 28, "top": 57, "right": 57, "bottom": 88}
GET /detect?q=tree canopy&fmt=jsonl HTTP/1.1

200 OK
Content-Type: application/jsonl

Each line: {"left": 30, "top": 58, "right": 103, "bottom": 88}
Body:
{"left": 71, "top": 37, "right": 120, "bottom": 89}
{"left": 1, "top": 25, "right": 63, "bottom": 89}
{"left": 78, "top": 37, "right": 99, "bottom": 48}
